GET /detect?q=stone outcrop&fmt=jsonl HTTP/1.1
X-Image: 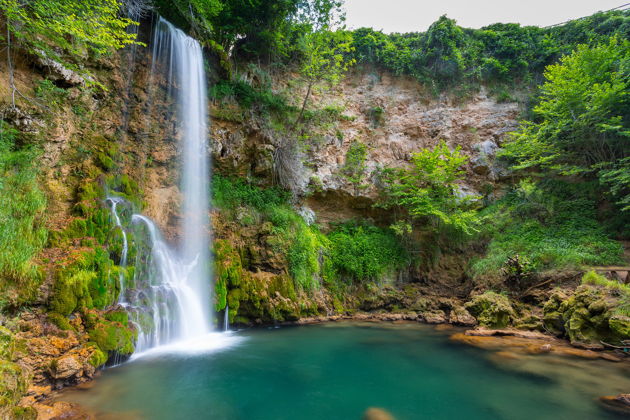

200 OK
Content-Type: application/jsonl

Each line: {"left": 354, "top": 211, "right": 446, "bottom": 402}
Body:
{"left": 542, "top": 285, "right": 629, "bottom": 348}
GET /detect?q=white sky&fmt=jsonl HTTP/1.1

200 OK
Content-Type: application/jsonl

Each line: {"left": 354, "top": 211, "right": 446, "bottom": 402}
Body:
{"left": 343, "top": 0, "right": 626, "bottom": 33}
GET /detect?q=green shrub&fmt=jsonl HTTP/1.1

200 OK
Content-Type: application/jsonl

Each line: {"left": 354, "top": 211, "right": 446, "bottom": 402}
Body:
{"left": 472, "top": 180, "right": 623, "bottom": 279}
{"left": 328, "top": 222, "right": 408, "bottom": 283}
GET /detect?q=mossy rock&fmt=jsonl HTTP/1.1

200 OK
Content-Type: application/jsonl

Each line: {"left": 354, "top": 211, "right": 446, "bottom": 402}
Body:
{"left": 88, "top": 317, "right": 136, "bottom": 356}
{"left": 49, "top": 248, "right": 120, "bottom": 315}
{"left": 560, "top": 285, "right": 614, "bottom": 345}
{"left": 465, "top": 291, "right": 515, "bottom": 328}
{"left": 542, "top": 289, "right": 569, "bottom": 334}
{"left": 609, "top": 315, "right": 630, "bottom": 340}
{"left": 214, "top": 239, "right": 244, "bottom": 312}
{"left": 87, "top": 345, "right": 108, "bottom": 368}
{"left": 0, "top": 361, "right": 29, "bottom": 414}
{"left": 47, "top": 313, "right": 73, "bottom": 331}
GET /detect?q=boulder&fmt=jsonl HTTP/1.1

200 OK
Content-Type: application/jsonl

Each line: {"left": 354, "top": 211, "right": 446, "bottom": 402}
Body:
{"left": 35, "top": 55, "right": 86, "bottom": 87}
{"left": 473, "top": 140, "right": 499, "bottom": 156}
{"left": 465, "top": 292, "right": 515, "bottom": 328}
{"left": 51, "top": 355, "right": 83, "bottom": 380}
{"left": 422, "top": 310, "right": 447, "bottom": 324}
{"left": 609, "top": 315, "right": 630, "bottom": 339}
{"left": 449, "top": 306, "right": 477, "bottom": 327}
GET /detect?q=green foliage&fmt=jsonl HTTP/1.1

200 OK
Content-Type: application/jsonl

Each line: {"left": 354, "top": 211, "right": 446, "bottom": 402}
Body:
{"left": 34, "top": 80, "right": 67, "bottom": 107}
{"left": 213, "top": 176, "right": 409, "bottom": 289}
{"left": 49, "top": 248, "right": 120, "bottom": 316}
{"left": 0, "top": 121, "right": 47, "bottom": 310}
{"left": 340, "top": 141, "right": 368, "bottom": 192}
{"left": 327, "top": 222, "right": 408, "bottom": 283}
{"left": 212, "top": 175, "right": 290, "bottom": 212}
{"left": 87, "top": 315, "right": 135, "bottom": 356}
{"left": 350, "top": 10, "right": 630, "bottom": 94}
{"left": 582, "top": 270, "right": 630, "bottom": 296}
{"left": 210, "top": 79, "right": 294, "bottom": 117}
{"left": 296, "top": 28, "right": 355, "bottom": 122}
{"left": 383, "top": 140, "right": 481, "bottom": 235}
{"left": 471, "top": 180, "right": 623, "bottom": 278}
{"left": 501, "top": 39, "right": 630, "bottom": 211}
{"left": 1, "top": 0, "right": 140, "bottom": 83}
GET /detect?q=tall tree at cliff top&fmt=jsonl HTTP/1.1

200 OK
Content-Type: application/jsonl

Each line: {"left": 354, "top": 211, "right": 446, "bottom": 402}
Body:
{"left": 501, "top": 38, "right": 630, "bottom": 211}
{"left": 293, "top": 0, "right": 354, "bottom": 124}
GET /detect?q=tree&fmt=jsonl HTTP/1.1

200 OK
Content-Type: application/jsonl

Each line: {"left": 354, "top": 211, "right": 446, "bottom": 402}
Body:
{"left": 1, "top": 0, "right": 140, "bottom": 90}
{"left": 421, "top": 15, "right": 466, "bottom": 84}
{"left": 384, "top": 140, "right": 481, "bottom": 235}
{"left": 501, "top": 38, "right": 630, "bottom": 210}
{"left": 295, "top": 28, "right": 354, "bottom": 124}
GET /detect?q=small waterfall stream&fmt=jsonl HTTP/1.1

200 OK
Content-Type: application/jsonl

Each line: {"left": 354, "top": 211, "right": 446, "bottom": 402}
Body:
{"left": 107, "top": 17, "right": 215, "bottom": 355}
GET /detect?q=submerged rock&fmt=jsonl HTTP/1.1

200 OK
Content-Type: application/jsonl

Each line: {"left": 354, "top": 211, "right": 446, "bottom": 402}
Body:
{"left": 363, "top": 407, "right": 396, "bottom": 420}
{"left": 599, "top": 394, "right": 630, "bottom": 415}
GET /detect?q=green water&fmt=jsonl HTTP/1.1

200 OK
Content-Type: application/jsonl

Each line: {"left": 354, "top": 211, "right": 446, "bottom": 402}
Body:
{"left": 60, "top": 323, "right": 630, "bottom": 420}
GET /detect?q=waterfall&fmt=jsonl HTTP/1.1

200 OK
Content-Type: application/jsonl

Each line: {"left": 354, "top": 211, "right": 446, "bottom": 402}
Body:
{"left": 106, "top": 197, "right": 129, "bottom": 304}
{"left": 129, "top": 215, "right": 209, "bottom": 350}
{"left": 108, "top": 17, "right": 214, "bottom": 354}
{"left": 224, "top": 305, "right": 229, "bottom": 331}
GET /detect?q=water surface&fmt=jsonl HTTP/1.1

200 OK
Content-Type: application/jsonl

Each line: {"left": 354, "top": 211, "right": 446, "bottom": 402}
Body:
{"left": 60, "top": 323, "right": 630, "bottom": 420}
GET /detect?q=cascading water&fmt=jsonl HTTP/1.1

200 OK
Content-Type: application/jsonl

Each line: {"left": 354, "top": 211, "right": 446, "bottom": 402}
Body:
{"left": 224, "top": 305, "right": 229, "bottom": 331}
{"left": 106, "top": 197, "right": 129, "bottom": 303}
{"left": 107, "top": 17, "right": 215, "bottom": 355}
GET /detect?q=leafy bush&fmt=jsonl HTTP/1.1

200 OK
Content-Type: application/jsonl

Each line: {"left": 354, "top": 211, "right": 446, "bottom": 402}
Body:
{"left": 340, "top": 141, "right": 368, "bottom": 193}
{"left": 328, "top": 222, "right": 408, "bottom": 283}
{"left": 212, "top": 175, "right": 290, "bottom": 213}
{"left": 471, "top": 180, "right": 623, "bottom": 278}
{"left": 501, "top": 38, "right": 630, "bottom": 212}
{"left": 382, "top": 140, "right": 481, "bottom": 235}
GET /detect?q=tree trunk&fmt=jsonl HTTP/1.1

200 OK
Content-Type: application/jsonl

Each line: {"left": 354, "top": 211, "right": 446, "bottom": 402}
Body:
{"left": 295, "top": 81, "right": 313, "bottom": 127}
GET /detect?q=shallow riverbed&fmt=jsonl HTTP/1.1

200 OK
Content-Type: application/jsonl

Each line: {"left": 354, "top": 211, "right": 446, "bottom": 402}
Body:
{"left": 59, "top": 322, "right": 630, "bottom": 420}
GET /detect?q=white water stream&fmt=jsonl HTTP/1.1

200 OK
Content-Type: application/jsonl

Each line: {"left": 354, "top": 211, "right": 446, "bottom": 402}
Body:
{"left": 107, "top": 17, "right": 225, "bottom": 356}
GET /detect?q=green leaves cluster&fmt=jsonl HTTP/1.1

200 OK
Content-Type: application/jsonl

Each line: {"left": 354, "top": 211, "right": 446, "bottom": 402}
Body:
{"left": 501, "top": 38, "right": 630, "bottom": 211}
{"left": 383, "top": 140, "right": 481, "bottom": 235}
{"left": 212, "top": 175, "right": 408, "bottom": 288}
{"left": 471, "top": 180, "right": 623, "bottom": 280}
{"left": 350, "top": 10, "right": 629, "bottom": 91}
{"left": 327, "top": 222, "right": 408, "bottom": 283}
{"left": 340, "top": 140, "right": 367, "bottom": 192}
{"left": 1, "top": 0, "right": 139, "bottom": 81}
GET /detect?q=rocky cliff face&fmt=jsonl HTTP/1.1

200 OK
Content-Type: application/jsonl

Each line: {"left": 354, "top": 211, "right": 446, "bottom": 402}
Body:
{"left": 210, "top": 70, "right": 520, "bottom": 225}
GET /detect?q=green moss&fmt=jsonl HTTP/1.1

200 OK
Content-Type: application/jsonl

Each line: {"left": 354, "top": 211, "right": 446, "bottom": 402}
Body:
{"left": 104, "top": 310, "right": 129, "bottom": 326}
{"left": 609, "top": 315, "right": 630, "bottom": 339}
{"left": 87, "top": 345, "right": 108, "bottom": 368}
{"left": 0, "top": 361, "right": 28, "bottom": 413}
{"left": 88, "top": 317, "right": 135, "bottom": 356}
{"left": 214, "top": 239, "right": 244, "bottom": 312}
{"left": 96, "top": 152, "right": 115, "bottom": 171}
{"left": 465, "top": 291, "right": 514, "bottom": 328}
{"left": 49, "top": 248, "right": 119, "bottom": 315}
{"left": 47, "top": 313, "right": 72, "bottom": 331}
